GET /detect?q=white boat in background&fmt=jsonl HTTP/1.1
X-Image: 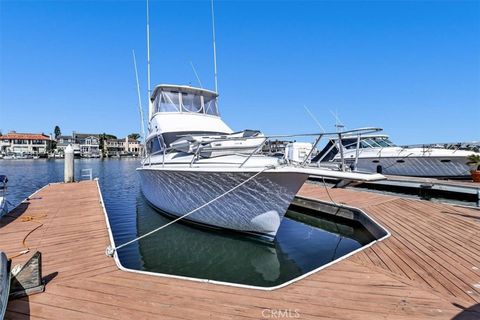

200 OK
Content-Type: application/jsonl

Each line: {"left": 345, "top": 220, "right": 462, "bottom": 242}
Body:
{"left": 2, "top": 154, "right": 16, "bottom": 160}
{"left": 314, "top": 133, "right": 480, "bottom": 178}
{"left": 14, "top": 153, "right": 33, "bottom": 160}
{"left": 138, "top": 85, "right": 384, "bottom": 240}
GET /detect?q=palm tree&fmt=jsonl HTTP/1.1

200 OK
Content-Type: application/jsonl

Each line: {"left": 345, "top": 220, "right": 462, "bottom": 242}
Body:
{"left": 99, "top": 133, "right": 108, "bottom": 158}
{"left": 467, "top": 154, "right": 480, "bottom": 171}
{"left": 128, "top": 133, "right": 141, "bottom": 141}
{"left": 54, "top": 126, "right": 61, "bottom": 139}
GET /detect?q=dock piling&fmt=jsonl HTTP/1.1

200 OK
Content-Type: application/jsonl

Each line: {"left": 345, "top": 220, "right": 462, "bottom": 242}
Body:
{"left": 64, "top": 144, "right": 74, "bottom": 183}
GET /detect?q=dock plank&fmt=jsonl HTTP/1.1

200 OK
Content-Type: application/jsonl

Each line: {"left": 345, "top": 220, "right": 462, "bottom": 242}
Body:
{"left": 299, "top": 183, "right": 480, "bottom": 304}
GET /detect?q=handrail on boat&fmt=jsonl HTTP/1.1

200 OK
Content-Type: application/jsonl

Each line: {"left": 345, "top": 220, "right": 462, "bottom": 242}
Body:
{"left": 142, "top": 127, "right": 382, "bottom": 169}
{"left": 239, "top": 137, "right": 268, "bottom": 168}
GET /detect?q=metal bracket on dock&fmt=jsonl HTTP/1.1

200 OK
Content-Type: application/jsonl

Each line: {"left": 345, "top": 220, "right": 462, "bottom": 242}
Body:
{"left": 9, "top": 251, "right": 45, "bottom": 299}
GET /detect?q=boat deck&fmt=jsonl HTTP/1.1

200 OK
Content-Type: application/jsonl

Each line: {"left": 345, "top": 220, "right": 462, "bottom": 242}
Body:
{"left": 1, "top": 181, "right": 479, "bottom": 319}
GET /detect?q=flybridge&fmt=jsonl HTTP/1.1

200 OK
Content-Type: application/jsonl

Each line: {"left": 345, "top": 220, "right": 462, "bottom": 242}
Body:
{"left": 150, "top": 85, "right": 220, "bottom": 117}
{"left": 146, "top": 84, "right": 232, "bottom": 149}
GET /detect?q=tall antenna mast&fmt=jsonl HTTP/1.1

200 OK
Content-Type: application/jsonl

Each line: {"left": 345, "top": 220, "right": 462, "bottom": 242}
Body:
{"left": 146, "top": 0, "right": 152, "bottom": 119}
{"left": 133, "top": 50, "right": 146, "bottom": 144}
{"left": 210, "top": 0, "right": 218, "bottom": 93}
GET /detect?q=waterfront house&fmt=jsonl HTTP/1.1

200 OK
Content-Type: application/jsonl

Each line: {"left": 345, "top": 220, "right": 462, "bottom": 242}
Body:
{"left": 73, "top": 133, "right": 101, "bottom": 157}
{"left": 125, "top": 137, "right": 143, "bottom": 155}
{"left": 56, "top": 135, "right": 81, "bottom": 156}
{"left": 0, "top": 131, "right": 53, "bottom": 156}
{"left": 106, "top": 137, "right": 144, "bottom": 157}
{"left": 106, "top": 138, "right": 125, "bottom": 156}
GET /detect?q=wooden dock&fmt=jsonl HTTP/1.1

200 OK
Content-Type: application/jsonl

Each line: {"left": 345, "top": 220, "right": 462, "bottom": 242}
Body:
{"left": 1, "top": 181, "right": 479, "bottom": 319}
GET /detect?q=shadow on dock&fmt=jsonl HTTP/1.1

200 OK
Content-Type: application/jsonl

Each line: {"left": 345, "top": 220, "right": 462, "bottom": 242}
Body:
{"left": 6, "top": 254, "right": 56, "bottom": 319}
{"left": 0, "top": 201, "right": 30, "bottom": 228}
{"left": 6, "top": 285, "right": 30, "bottom": 320}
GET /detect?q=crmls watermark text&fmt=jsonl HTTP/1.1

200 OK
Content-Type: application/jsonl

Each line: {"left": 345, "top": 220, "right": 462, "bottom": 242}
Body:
{"left": 261, "top": 309, "right": 300, "bottom": 318}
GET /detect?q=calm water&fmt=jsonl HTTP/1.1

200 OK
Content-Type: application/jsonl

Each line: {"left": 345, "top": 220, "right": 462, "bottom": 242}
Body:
{"left": 0, "top": 159, "right": 375, "bottom": 287}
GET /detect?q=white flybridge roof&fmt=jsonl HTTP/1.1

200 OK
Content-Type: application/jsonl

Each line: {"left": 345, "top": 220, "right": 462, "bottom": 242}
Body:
{"left": 151, "top": 84, "right": 218, "bottom": 100}
{"left": 148, "top": 84, "right": 233, "bottom": 137}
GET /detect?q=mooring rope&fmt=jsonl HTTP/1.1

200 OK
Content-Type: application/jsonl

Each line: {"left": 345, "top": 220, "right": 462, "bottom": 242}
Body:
{"left": 5, "top": 213, "right": 48, "bottom": 260}
{"left": 106, "top": 166, "right": 275, "bottom": 257}
{"left": 321, "top": 177, "right": 338, "bottom": 207}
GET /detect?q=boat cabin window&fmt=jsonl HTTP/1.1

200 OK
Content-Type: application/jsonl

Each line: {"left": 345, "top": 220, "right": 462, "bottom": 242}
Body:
{"left": 204, "top": 96, "right": 218, "bottom": 115}
{"left": 181, "top": 93, "right": 202, "bottom": 113}
{"left": 341, "top": 139, "right": 357, "bottom": 149}
{"left": 157, "top": 91, "right": 181, "bottom": 112}
{"left": 147, "top": 136, "right": 164, "bottom": 154}
{"left": 154, "top": 89, "right": 219, "bottom": 116}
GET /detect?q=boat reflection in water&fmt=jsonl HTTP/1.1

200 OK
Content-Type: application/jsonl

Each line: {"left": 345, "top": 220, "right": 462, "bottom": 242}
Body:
{"left": 130, "top": 195, "right": 375, "bottom": 288}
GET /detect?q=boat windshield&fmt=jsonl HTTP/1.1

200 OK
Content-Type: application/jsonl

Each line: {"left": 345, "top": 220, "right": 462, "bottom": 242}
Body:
{"left": 204, "top": 96, "right": 219, "bottom": 115}
{"left": 372, "top": 137, "right": 395, "bottom": 147}
{"left": 181, "top": 92, "right": 202, "bottom": 113}
{"left": 341, "top": 136, "right": 396, "bottom": 149}
{"left": 374, "top": 138, "right": 391, "bottom": 147}
{"left": 154, "top": 90, "right": 219, "bottom": 116}
{"left": 157, "top": 91, "right": 181, "bottom": 112}
{"left": 363, "top": 138, "right": 382, "bottom": 148}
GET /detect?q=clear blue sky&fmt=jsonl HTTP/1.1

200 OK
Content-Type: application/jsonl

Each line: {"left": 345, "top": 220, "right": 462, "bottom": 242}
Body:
{"left": 1, "top": 0, "right": 479, "bottom": 144}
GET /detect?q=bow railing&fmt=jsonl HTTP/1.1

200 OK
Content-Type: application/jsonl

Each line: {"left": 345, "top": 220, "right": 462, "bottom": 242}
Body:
{"left": 142, "top": 127, "right": 383, "bottom": 170}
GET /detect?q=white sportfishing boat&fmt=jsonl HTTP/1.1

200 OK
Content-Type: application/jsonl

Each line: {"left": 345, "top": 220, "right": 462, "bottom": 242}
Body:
{"left": 137, "top": 85, "right": 384, "bottom": 240}
{"left": 135, "top": 0, "right": 383, "bottom": 240}
{"left": 314, "top": 133, "right": 480, "bottom": 178}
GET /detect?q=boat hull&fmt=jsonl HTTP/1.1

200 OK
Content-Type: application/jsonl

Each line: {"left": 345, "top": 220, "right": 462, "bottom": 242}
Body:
{"left": 0, "top": 197, "right": 6, "bottom": 217}
{"left": 0, "top": 252, "right": 10, "bottom": 319}
{"left": 349, "top": 156, "right": 472, "bottom": 178}
{"left": 137, "top": 168, "right": 308, "bottom": 239}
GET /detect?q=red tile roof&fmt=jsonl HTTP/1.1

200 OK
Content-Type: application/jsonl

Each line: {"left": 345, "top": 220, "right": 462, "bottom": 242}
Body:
{"left": 0, "top": 132, "right": 51, "bottom": 140}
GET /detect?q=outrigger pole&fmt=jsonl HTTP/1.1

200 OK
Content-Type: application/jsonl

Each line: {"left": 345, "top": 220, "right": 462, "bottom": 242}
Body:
{"left": 211, "top": 0, "right": 218, "bottom": 94}
{"left": 146, "top": 0, "right": 152, "bottom": 120}
{"left": 132, "top": 50, "right": 146, "bottom": 144}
